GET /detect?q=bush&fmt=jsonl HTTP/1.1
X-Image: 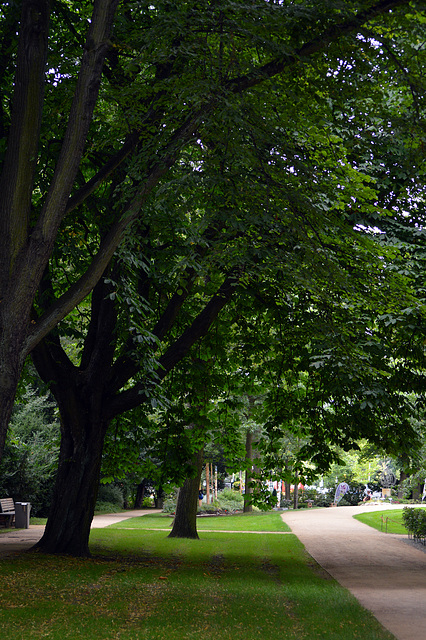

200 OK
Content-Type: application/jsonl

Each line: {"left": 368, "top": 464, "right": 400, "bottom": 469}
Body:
{"left": 96, "top": 484, "right": 124, "bottom": 510}
{"left": 163, "top": 488, "right": 245, "bottom": 515}
{"left": 142, "top": 495, "right": 154, "bottom": 508}
{"left": 94, "top": 501, "right": 123, "bottom": 514}
{"left": 315, "top": 495, "right": 334, "bottom": 507}
{"left": 402, "top": 507, "right": 426, "bottom": 540}
{"left": 215, "top": 488, "right": 244, "bottom": 512}
{"left": 298, "top": 488, "right": 333, "bottom": 508}
{"left": 0, "top": 388, "right": 60, "bottom": 516}
{"left": 162, "top": 489, "right": 179, "bottom": 514}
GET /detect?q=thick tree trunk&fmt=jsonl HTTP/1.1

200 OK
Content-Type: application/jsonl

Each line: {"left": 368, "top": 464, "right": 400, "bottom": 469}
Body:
{"left": 0, "top": 0, "right": 119, "bottom": 464}
{"left": 31, "top": 278, "right": 117, "bottom": 556}
{"left": 168, "top": 449, "right": 204, "bottom": 539}
{"left": 34, "top": 387, "right": 109, "bottom": 556}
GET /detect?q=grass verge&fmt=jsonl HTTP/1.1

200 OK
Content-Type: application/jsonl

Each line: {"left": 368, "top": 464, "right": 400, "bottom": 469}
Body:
{"left": 0, "top": 512, "right": 396, "bottom": 639}
{"left": 110, "top": 511, "right": 291, "bottom": 532}
{"left": 353, "top": 509, "right": 417, "bottom": 534}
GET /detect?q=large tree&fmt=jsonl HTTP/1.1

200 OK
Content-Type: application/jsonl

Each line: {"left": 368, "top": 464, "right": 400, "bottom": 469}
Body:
{"left": 0, "top": 0, "right": 420, "bottom": 457}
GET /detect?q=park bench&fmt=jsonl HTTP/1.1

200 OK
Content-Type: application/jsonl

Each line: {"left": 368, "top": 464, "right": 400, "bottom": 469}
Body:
{"left": 0, "top": 498, "right": 15, "bottom": 527}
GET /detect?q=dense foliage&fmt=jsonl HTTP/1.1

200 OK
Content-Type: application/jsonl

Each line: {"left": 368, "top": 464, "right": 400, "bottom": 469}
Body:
{"left": 0, "top": 387, "right": 59, "bottom": 515}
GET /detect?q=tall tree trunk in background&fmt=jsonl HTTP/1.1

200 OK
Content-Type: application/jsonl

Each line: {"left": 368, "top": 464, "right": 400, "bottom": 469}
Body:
{"left": 134, "top": 480, "right": 148, "bottom": 509}
{"left": 285, "top": 482, "right": 291, "bottom": 501}
{"left": 398, "top": 470, "right": 408, "bottom": 500}
{"left": 293, "top": 471, "right": 299, "bottom": 510}
{"left": 155, "top": 485, "right": 165, "bottom": 509}
{"left": 206, "top": 463, "right": 210, "bottom": 505}
{"left": 168, "top": 449, "right": 204, "bottom": 539}
{"left": 244, "top": 430, "right": 253, "bottom": 513}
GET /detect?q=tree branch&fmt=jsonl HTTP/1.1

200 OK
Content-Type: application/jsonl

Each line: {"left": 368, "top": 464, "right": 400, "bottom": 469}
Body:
{"left": 0, "top": 0, "right": 50, "bottom": 281}
{"left": 14, "top": 0, "right": 120, "bottom": 307}
{"left": 65, "top": 131, "right": 140, "bottom": 215}
{"left": 226, "top": 0, "right": 411, "bottom": 93}
{"left": 103, "top": 272, "right": 240, "bottom": 420}
{"left": 23, "top": 109, "right": 205, "bottom": 355}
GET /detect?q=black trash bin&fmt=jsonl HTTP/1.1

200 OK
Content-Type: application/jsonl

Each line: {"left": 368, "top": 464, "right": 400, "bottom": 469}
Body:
{"left": 15, "top": 502, "right": 31, "bottom": 529}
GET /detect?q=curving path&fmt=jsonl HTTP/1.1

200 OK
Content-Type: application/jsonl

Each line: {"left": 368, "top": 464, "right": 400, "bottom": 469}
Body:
{"left": 281, "top": 503, "right": 426, "bottom": 640}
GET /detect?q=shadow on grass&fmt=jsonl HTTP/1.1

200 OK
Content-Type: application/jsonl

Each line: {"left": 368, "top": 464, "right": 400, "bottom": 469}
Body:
{"left": 0, "top": 521, "right": 396, "bottom": 640}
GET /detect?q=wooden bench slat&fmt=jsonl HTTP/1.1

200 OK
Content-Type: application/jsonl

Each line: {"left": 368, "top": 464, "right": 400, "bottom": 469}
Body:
{"left": 0, "top": 498, "right": 15, "bottom": 527}
{"left": 0, "top": 498, "right": 15, "bottom": 513}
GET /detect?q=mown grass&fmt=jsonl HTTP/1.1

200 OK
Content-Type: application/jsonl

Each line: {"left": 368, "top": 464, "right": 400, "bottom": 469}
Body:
{"left": 353, "top": 509, "right": 421, "bottom": 534}
{"left": 110, "top": 511, "right": 291, "bottom": 532}
{"left": 0, "top": 512, "right": 396, "bottom": 640}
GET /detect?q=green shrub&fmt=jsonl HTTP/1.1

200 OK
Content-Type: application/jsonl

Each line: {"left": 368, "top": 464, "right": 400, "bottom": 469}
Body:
{"left": 215, "top": 488, "right": 244, "bottom": 512}
{"left": 163, "top": 488, "right": 245, "bottom": 515}
{"left": 220, "top": 488, "right": 244, "bottom": 502}
{"left": 96, "top": 484, "right": 124, "bottom": 510}
{"left": 0, "top": 388, "right": 60, "bottom": 516}
{"left": 162, "top": 489, "right": 179, "bottom": 514}
{"left": 402, "top": 507, "right": 426, "bottom": 539}
{"left": 142, "top": 495, "right": 154, "bottom": 508}
{"left": 94, "top": 501, "right": 123, "bottom": 514}
{"left": 298, "top": 488, "right": 333, "bottom": 508}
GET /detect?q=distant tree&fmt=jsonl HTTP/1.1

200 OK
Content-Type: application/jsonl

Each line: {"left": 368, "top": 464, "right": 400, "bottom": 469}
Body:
{"left": 0, "top": 387, "right": 59, "bottom": 515}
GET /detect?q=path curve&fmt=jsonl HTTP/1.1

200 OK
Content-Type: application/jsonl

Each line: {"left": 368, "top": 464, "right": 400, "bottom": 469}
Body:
{"left": 281, "top": 503, "right": 426, "bottom": 640}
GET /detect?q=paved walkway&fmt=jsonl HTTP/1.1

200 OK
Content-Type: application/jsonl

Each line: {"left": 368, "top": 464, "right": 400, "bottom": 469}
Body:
{"left": 282, "top": 503, "right": 426, "bottom": 640}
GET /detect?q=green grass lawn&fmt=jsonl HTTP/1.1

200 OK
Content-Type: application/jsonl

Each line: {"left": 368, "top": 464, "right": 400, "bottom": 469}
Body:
{"left": 110, "top": 511, "right": 291, "bottom": 532}
{"left": 0, "top": 512, "right": 396, "bottom": 639}
{"left": 353, "top": 509, "right": 426, "bottom": 534}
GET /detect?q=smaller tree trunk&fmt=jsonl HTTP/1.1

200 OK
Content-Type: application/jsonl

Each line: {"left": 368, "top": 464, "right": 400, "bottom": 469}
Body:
{"left": 168, "top": 449, "right": 203, "bottom": 539}
{"left": 134, "top": 480, "right": 147, "bottom": 509}
{"left": 285, "top": 481, "right": 291, "bottom": 501}
{"left": 398, "top": 471, "right": 408, "bottom": 499}
{"left": 154, "top": 485, "right": 165, "bottom": 509}
{"left": 412, "top": 483, "right": 423, "bottom": 502}
{"left": 293, "top": 473, "right": 299, "bottom": 510}
{"left": 206, "top": 463, "right": 210, "bottom": 505}
{"left": 244, "top": 430, "right": 253, "bottom": 512}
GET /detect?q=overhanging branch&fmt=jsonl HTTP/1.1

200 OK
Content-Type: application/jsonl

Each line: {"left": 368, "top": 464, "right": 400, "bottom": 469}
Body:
{"left": 103, "top": 272, "right": 240, "bottom": 420}
{"left": 22, "top": 0, "right": 410, "bottom": 354}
